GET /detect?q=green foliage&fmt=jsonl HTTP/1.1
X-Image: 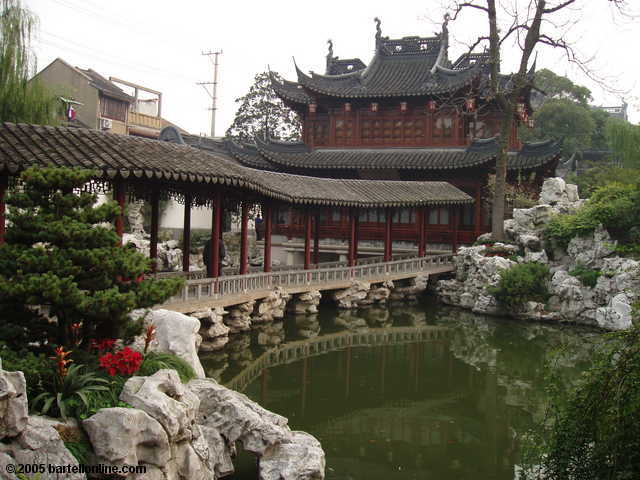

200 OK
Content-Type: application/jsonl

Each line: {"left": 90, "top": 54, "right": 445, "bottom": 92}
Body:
{"left": 0, "top": 0, "right": 62, "bottom": 124}
{"left": 569, "top": 264, "right": 601, "bottom": 287}
{"left": 0, "top": 342, "right": 51, "bottom": 399}
{"left": 568, "top": 165, "right": 640, "bottom": 198}
{"left": 545, "top": 182, "right": 640, "bottom": 249}
{"left": 138, "top": 351, "right": 196, "bottom": 383}
{"left": 226, "top": 71, "right": 301, "bottom": 142}
{"left": 606, "top": 119, "right": 640, "bottom": 169}
{"left": 64, "top": 440, "right": 92, "bottom": 465}
{"left": 534, "top": 69, "right": 592, "bottom": 105}
{"left": 489, "top": 262, "right": 551, "bottom": 309}
{"left": 31, "top": 363, "right": 109, "bottom": 420}
{"left": 0, "top": 167, "right": 183, "bottom": 347}
{"left": 520, "top": 325, "right": 640, "bottom": 479}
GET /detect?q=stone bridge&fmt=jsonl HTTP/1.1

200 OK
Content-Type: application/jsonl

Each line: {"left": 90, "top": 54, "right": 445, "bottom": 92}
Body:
{"left": 157, "top": 253, "right": 455, "bottom": 313}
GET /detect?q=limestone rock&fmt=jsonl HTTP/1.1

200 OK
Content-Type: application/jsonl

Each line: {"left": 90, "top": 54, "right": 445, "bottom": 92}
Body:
{"left": 127, "top": 200, "right": 146, "bottom": 235}
{"left": 226, "top": 301, "right": 254, "bottom": 333}
{"left": 83, "top": 407, "right": 170, "bottom": 468}
{"left": 191, "top": 307, "right": 230, "bottom": 352}
{"left": 260, "top": 431, "right": 325, "bottom": 480}
{"left": 131, "top": 309, "right": 205, "bottom": 378}
{"left": 289, "top": 290, "right": 321, "bottom": 314}
{"left": 0, "top": 416, "right": 84, "bottom": 480}
{"left": 0, "top": 370, "right": 28, "bottom": 439}
{"left": 188, "top": 378, "right": 291, "bottom": 455}
{"left": 596, "top": 293, "right": 634, "bottom": 331}
{"left": 253, "top": 288, "right": 290, "bottom": 323}
{"left": 567, "top": 225, "right": 616, "bottom": 268}
{"left": 539, "top": 177, "right": 567, "bottom": 205}
{"left": 331, "top": 281, "right": 370, "bottom": 309}
{"left": 120, "top": 370, "right": 200, "bottom": 442}
{"left": 512, "top": 204, "right": 555, "bottom": 232}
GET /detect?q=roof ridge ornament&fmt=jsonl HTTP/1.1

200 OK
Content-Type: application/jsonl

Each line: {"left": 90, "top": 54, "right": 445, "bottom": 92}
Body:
{"left": 430, "top": 13, "right": 450, "bottom": 74}
{"left": 374, "top": 17, "right": 382, "bottom": 47}
{"left": 326, "top": 39, "right": 338, "bottom": 74}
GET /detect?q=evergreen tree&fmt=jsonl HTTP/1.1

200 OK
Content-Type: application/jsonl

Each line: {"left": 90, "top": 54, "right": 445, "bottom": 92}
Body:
{"left": 0, "top": 0, "right": 61, "bottom": 124}
{"left": 226, "top": 71, "right": 301, "bottom": 142}
{"left": 0, "top": 167, "right": 183, "bottom": 348}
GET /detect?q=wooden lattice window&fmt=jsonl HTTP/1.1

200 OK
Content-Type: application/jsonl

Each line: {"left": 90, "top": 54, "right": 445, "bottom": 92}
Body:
{"left": 428, "top": 207, "right": 450, "bottom": 225}
{"left": 312, "top": 119, "right": 329, "bottom": 145}
{"left": 335, "top": 118, "right": 354, "bottom": 143}
{"left": 100, "top": 95, "right": 128, "bottom": 122}
{"left": 392, "top": 208, "right": 416, "bottom": 224}
{"left": 433, "top": 115, "right": 453, "bottom": 139}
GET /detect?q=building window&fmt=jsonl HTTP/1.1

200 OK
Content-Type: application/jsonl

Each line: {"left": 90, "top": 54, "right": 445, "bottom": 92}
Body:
{"left": 335, "top": 118, "right": 353, "bottom": 143}
{"left": 100, "top": 95, "right": 128, "bottom": 122}
{"left": 433, "top": 115, "right": 453, "bottom": 139}
{"left": 312, "top": 119, "right": 329, "bottom": 145}
{"left": 461, "top": 204, "right": 474, "bottom": 226}
{"left": 276, "top": 208, "right": 289, "bottom": 224}
{"left": 332, "top": 209, "right": 342, "bottom": 222}
{"left": 428, "top": 207, "right": 450, "bottom": 225}
{"left": 391, "top": 208, "right": 415, "bottom": 224}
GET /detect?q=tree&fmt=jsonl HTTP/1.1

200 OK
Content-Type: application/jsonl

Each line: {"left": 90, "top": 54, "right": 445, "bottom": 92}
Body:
{"left": 606, "top": 118, "right": 640, "bottom": 169}
{"left": 448, "top": 0, "right": 629, "bottom": 241}
{"left": 0, "top": 167, "right": 183, "bottom": 349}
{"left": 520, "top": 323, "right": 640, "bottom": 479}
{"left": 0, "top": 0, "right": 61, "bottom": 124}
{"left": 226, "top": 71, "right": 301, "bottom": 143}
{"left": 533, "top": 68, "right": 592, "bottom": 105}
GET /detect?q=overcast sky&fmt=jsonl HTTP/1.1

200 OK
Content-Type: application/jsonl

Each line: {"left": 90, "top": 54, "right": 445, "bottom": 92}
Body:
{"left": 25, "top": 0, "right": 639, "bottom": 136}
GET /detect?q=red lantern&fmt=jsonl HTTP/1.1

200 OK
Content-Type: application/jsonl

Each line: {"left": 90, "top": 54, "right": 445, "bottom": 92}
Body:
{"left": 527, "top": 117, "right": 535, "bottom": 128}
{"left": 427, "top": 100, "right": 437, "bottom": 112}
{"left": 344, "top": 102, "right": 352, "bottom": 113}
{"left": 465, "top": 98, "right": 476, "bottom": 112}
{"left": 309, "top": 103, "right": 317, "bottom": 114}
{"left": 370, "top": 102, "right": 379, "bottom": 112}
{"left": 400, "top": 101, "right": 408, "bottom": 113}
{"left": 516, "top": 102, "right": 525, "bottom": 115}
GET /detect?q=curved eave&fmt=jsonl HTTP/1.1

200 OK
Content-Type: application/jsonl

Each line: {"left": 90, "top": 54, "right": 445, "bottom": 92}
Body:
{"left": 270, "top": 73, "right": 313, "bottom": 105}
{"left": 0, "top": 123, "right": 472, "bottom": 208}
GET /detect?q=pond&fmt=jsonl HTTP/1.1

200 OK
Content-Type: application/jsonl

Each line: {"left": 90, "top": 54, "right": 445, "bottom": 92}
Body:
{"left": 200, "top": 297, "right": 602, "bottom": 480}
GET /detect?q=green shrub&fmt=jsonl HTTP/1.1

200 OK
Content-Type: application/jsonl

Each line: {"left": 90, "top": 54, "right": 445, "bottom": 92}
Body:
{"left": 138, "top": 352, "right": 196, "bottom": 383}
{"left": 31, "top": 364, "right": 110, "bottom": 420}
{"left": 569, "top": 264, "right": 602, "bottom": 287}
{"left": 545, "top": 182, "right": 640, "bottom": 249}
{"left": 64, "top": 440, "right": 93, "bottom": 465}
{"left": 489, "top": 262, "right": 551, "bottom": 309}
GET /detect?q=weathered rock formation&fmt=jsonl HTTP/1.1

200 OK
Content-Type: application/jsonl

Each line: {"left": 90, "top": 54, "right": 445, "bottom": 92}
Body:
{"left": 331, "top": 281, "right": 370, "bottom": 309}
{"left": 191, "top": 307, "right": 230, "bottom": 351}
{"left": 288, "top": 290, "right": 321, "bottom": 315}
{"left": 252, "top": 287, "right": 290, "bottom": 323}
{"left": 225, "top": 301, "right": 254, "bottom": 333}
{"left": 436, "top": 178, "right": 640, "bottom": 330}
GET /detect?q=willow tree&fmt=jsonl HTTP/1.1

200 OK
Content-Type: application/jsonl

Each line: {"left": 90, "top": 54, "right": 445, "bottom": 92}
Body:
{"left": 448, "top": 0, "right": 630, "bottom": 240}
{"left": 0, "top": 0, "right": 61, "bottom": 124}
{"left": 606, "top": 119, "right": 640, "bottom": 169}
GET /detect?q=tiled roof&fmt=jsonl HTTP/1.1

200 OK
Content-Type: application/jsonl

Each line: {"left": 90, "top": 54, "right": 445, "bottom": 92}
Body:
{"left": 270, "top": 74, "right": 314, "bottom": 105}
{"left": 77, "top": 69, "right": 134, "bottom": 103}
{"left": 0, "top": 123, "right": 472, "bottom": 208}
{"left": 246, "top": 136, "right": 562, "bottom": 171}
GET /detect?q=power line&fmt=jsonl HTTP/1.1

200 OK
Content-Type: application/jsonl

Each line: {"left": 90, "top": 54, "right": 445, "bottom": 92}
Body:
{"left": 197, "top": 50, "right": 223, "bottom": 137}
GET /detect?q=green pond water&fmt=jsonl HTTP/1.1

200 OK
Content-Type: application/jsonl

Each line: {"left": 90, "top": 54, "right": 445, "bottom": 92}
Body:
{"left": 200, "top": 297, "right": 602, "bottom": 480}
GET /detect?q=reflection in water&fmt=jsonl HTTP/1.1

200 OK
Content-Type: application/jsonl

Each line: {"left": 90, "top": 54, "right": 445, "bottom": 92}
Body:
{"left": 200, "top": 299, "right": 601, "bottom": 480}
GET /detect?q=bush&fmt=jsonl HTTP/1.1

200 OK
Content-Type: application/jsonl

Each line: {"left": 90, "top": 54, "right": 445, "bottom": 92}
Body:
{"left": 138, "top": 352, "right": 197, "bottom": 383}
{"left": 520, "top": 323, "right": 640, "bottom": 479}
{"left": 545, "top": 182, "right": 640, "bottom": 249}
{"left": 489, "top": 262, "right": 551, "bottom": 309}
{"left": 569, "top": 264, "right": 601, "bottom": 287}
{"left": 0, "top": 343, "right": 52, "bottom": 400}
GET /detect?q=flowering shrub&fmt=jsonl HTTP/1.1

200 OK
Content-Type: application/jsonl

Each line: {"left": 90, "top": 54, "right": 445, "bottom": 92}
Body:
{"left": 89, "top": 338, "right": 116, "bottom": 354}
{"left": 99, "top": 347, "right": 142, "bottom": 377}
{"left": 52, "top": 346, "right": 73, "bottom": 379}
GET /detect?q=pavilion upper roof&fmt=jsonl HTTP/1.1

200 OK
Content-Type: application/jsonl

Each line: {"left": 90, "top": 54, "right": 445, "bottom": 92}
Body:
{"left": 0, "top": 123, "right": 472, "bottom": 208}
{"left": 224, "top": 136, "right": 562, "bottom": 172}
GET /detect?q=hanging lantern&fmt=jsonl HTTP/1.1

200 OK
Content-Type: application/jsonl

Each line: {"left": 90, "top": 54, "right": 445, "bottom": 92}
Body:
{"left": 465, "top": 97, "right": 476, "bottom": 112}
{"left": 516, "top": 102, "right": 525, "bottom": 115}
{"left": 427, "top": 100, "right": 437, "bottom": 112}
{"left": 66, "top": 105, "right": 76, "bottom": 121}
{"left": 344, "top": 102, "right": 352, "bottom": 113}
{"left": 308, "top": 103, "right": 317, "bottom": 114}
{"left": 370, "top": 102, "right": 379, "bottom": 112}
{"left": 527, "top": 116, "right": 535, "bottom": 129}
{"left": 400, "top": 101, "right": 408, "bottom": 113}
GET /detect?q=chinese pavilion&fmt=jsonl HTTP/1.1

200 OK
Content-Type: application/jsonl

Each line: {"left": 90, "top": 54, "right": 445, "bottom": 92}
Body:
{"left": 162, "top": 19, "right": 561, "bottom": 264}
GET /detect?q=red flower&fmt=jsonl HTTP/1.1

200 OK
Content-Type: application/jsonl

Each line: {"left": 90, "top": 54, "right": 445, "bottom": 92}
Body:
{"left": 51, "top": 346, "right": 73, "bottom": 379}
{"left": 98, "top": 347, "right": 142, "bottom": 377}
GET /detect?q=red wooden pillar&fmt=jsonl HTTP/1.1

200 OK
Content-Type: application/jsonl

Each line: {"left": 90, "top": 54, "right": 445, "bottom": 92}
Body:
{"left": 263, "top": 203, "right": 273, "bottom": 273}
{"left": 347, "top": 209, "right": 357, "bottom": 267}
{"left": 313, "top": 213, "right": 320, "bottom": 265}
{"left": 210, "top": 191, "right": 222, "bottom": 278}
{"left": 353, "top": 210, "right": 359, "bottom": 266}
{"left": 474, "top": 184, "right": 482, "bottom": 238}
{"left": 0, "top": 174, "right": 7, "bottom": 245}
{"left": 182, "top": 193, "right": 192, "bottom": 272}
{"left": 113, "top": 179, "right": 126, "bottom": 245}
{"left": 452, "top": 205, "right": 459, "bottom": 253}
{"left": 417, "top": 208, "right": 426, "bottom": 257}
{"left": 384, "top": 208, "right": 393, "bottom": 262}
{"left": 150, "top": 189, "right": 159, "bottom": 272}
{"left": 240, "top": 202, "right": 250, "bottom": 275}
{"left": 303, "top": 209, "right": 312, "bottom": 270}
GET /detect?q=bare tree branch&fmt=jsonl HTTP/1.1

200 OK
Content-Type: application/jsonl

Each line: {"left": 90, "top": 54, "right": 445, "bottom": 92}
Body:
{"left": 543, "top": 0, "right": 577, "bottom": 14}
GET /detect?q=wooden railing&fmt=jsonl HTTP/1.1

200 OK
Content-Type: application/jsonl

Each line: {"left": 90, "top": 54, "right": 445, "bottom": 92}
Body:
{"left": 223, "top": 325, "right": 451, "bottom": 392}
{"left": 164, "top": 253, "right": 454, "bottom": 305}
{"left": 128, "top": 111, "right": 162, "bottom": 129}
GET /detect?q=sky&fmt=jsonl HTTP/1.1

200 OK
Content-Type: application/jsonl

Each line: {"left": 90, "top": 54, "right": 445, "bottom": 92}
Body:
{"left": 25, "top": 0, "right": 640, "bottom": 137}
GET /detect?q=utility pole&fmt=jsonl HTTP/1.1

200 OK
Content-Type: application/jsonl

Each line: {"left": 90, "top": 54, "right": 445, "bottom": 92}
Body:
{"left": 197, "top": 49, "right": 222, "bottom": 137}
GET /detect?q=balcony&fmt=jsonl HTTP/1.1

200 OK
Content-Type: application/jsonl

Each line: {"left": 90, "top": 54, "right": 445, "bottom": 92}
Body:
{"left": 128, "top": 111, "right": 162, "bottom": 130}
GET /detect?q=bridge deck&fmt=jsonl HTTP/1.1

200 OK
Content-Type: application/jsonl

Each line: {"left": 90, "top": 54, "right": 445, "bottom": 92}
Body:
{"left": 158, "top": 254, "right": 455, "bottom": 313}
